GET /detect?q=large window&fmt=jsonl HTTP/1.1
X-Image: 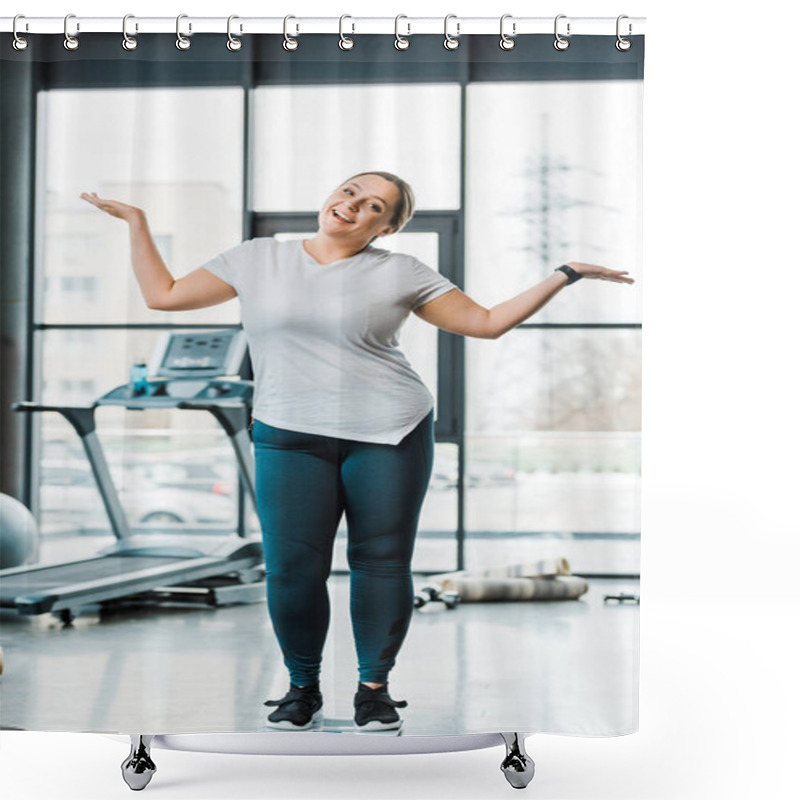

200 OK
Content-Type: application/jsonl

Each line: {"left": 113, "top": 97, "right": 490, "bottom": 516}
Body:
{"left": 465, "top": 81, "right": 642, "bottom": 573}
{"left": 465, "top": 81, "right": 642, "bottom": 323}
{"left": 251, "top": 84, "right": 461, "bottom": 212}
{"left": 36, "top": 88, "right": 245, "bottom": 541}
{"left": 31, "top": 72, "right": 641, "bottom": 575}
{"left": 38, "top": 87, "right": 244, "bottom": 327}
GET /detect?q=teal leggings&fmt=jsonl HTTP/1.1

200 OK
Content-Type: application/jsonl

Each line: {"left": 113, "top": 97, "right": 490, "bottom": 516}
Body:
{"left": 252, "top": 411, "right": 433, "bottom": 685}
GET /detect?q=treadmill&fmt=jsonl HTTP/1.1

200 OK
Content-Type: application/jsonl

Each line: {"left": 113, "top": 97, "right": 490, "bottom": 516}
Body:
{"left": 1, "top": 330, "right": 265, "bottom": 624}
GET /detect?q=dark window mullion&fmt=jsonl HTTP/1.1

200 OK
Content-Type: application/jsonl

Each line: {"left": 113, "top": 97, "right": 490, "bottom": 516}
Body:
{"left": 34, "top": 323, "right": 242, "bottom": 331}
{"left": 516, "top": 323, "right": 642, "bottom": 330}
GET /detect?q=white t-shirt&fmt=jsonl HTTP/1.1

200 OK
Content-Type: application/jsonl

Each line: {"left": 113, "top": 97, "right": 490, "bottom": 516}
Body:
{"left": 200, "top": 237, "right": 458, "bottom": 445}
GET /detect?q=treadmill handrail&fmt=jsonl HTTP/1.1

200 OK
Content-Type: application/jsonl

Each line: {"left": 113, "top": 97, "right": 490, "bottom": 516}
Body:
{"left": 12, "top": 402, "right": 131, "bottom": 539}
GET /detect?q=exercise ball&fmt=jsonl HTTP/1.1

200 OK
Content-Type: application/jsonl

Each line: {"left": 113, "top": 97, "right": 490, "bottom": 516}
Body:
{"left": 0, "top": 493, "right": 38, "bottom": 569}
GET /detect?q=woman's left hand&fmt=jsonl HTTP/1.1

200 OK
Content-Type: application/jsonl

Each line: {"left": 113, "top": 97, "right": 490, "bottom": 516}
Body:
{"left": 567, "top": 261, "right": 635, "bottom": 284}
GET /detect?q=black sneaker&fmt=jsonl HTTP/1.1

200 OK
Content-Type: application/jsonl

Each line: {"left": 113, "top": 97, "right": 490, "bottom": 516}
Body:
{"left": 353, "top": 683, "right": 408, "bottom": 731}
{"left": 264, "top": 684, "right": 323, "bottom": 730}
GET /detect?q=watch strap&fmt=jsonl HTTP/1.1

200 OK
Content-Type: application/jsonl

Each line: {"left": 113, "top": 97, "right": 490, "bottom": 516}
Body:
{"left": 555, "top": 264, "right": 582, "bottom": 284}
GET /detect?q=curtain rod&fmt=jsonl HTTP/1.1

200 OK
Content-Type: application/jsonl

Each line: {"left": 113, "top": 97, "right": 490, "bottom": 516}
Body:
{"left": 1, "top": 16, "right": 646, "bottom": 37}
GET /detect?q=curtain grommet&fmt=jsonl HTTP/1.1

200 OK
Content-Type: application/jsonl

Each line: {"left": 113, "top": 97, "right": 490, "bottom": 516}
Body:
{"left": 63, "top": 13, "right": 80, "bottom": 51}
{"left": 283, "top": 15, "right": 299, "bottom": 51}
{"left": 12, "top": 14, "right": 28, "bottom": 51}
{"left": 122, "top": 14, "right": 138, "bottom": 51}
{"left": 175, "top": 14, "right": 191, "bottom": 50}
{"left": 615, "top": 15, "right": 632, "bottom": 51}
{"left": 339, "top": 15, "right": 355, "bottom": 50}
{"left": 394, "top": 15, "right": 410, "bottom": 50}
{"left": 554, "top": 14, "right": 570, "bottom": 51}
{"left": 499, "top": 14, "right": 516, "bottom": 50}
{"left": 227, "top": 15, "right": 242, "bottom": 51}
{"left": 443, "top": 14, "right": 460, "bottom": 50}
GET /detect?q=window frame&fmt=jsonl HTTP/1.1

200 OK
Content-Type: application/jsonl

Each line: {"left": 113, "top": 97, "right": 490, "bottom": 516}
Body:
{"left": 5, "top": 33, "right": 643, "bottom": 574}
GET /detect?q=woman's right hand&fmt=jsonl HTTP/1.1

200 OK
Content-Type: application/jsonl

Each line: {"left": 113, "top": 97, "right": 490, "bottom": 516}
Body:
{"left": 80, "top": 192, "right": 143, "bottom": 223}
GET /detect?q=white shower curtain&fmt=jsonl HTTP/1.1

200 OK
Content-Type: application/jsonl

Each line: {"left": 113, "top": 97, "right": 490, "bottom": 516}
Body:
{"left": 0, "top": 7, "right": 643, "bottom": 769}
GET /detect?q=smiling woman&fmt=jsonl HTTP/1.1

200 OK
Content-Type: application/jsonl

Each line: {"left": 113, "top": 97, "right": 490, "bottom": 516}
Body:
{"left": 79, "top": 165, "right": 631, "bottom": 732}
{"left": 305, "top": 172, "right": 411, "bottom": 264}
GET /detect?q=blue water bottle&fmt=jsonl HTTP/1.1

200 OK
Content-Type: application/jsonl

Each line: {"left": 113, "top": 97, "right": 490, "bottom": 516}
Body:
{"left": 130, "top": 362, "right": 149, "bottom": 396}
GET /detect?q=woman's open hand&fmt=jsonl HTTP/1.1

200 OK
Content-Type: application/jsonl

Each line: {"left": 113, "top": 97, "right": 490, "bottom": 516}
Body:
{"left": 568, "top": 261, "right": 635, "bottom": 284}
{"left": 80, "top": 192, "right": 143, "bottom": 223}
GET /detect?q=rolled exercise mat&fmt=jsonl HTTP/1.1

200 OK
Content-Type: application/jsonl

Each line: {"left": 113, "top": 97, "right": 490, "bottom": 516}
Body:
{"left": 471, "top": 558, "right": 572, "bottom": 579}
{"left": 428, "top": 558, "right": 572, "bottom": 585}
{"left": 437, "top": 575, "right": 588, "bottom": 602}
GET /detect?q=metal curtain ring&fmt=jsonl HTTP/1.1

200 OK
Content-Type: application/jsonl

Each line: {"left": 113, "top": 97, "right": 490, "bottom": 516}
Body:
{"left": 227, "top": 15, "right": 242, "bottom": 51}
{"left": 283, "top": 15, "right": 299, "bottom": 51}
{"left": 339, "top": 14, "right": 354, "bottom": 50}
{"left": 443, "top": 14, "right": 459, "bottom": 50}
{"left": 122, "top": 15, "right": 138, "bottom": 51}
{"left": 176, "top": 14, "right": 191, "bottom": 50}
{"left": 394, "top": 15, "right": 410, "bottom": 50}
{"left": 63, "top": 13, "right": 80, "bottom": 51}
{"left": 499, "top": 14, "right": 515, "bottom": 50}
{"left": 553, "top": 14, "right": 570, "bottom": 51}
{"left": 12, "top": 14, "right": 28, "bottom": 51}
{"left": 616, "top": 15, "right": 632, "bottom": 51}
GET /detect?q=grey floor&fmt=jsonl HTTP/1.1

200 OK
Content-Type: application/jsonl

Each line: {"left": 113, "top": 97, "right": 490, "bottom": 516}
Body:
{"left": 0, "top": 536, "right": 639, "bottom": 739}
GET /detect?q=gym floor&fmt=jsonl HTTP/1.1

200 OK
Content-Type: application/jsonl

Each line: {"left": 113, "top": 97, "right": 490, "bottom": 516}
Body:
{"left": 0, "top": 534, "right": 638, "bottom": 738}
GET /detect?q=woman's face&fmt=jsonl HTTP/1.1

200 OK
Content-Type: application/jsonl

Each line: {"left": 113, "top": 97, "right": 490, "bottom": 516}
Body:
{"left": 318, "top": 174, "right": 401, "bottom": 243}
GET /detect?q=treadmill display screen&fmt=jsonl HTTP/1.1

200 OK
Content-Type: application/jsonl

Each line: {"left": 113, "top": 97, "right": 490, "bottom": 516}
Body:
{"left": 154, "top": 331, "right": 245, "bottom": 378}
{"left": 164, "top": 336, "right": 229, "bottom": 370}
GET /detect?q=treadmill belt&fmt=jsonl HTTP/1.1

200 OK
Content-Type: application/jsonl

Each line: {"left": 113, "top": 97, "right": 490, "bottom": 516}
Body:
{"left": 0, "top": 555, "right": 188, "bottom": 599}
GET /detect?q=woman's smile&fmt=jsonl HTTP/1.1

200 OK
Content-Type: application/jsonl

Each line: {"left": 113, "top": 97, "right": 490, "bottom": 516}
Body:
{"left": 331, "top": 207, "right": 355, "bottom": 224}
{"left": 305, "top": 173, "right": 404, "bottom": 263}
{"left": 319, "top": 175, "right": 401, "bottom": 239}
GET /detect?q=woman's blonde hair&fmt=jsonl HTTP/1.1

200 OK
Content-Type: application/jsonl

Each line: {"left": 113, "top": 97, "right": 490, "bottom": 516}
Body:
{"left": 341, "top": 171, "right": 416, "bottom": 234}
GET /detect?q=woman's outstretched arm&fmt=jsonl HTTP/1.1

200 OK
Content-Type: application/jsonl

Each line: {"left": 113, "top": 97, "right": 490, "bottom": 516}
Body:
{"left": 80, "top": 192, "right": 237, "bottom": 311}
{"left": 414, "top": 261, "right": 634, "bottom": 339}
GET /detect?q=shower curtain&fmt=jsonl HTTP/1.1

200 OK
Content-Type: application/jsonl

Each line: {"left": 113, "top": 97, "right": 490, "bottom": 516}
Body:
{"left": 0, "top": 17, "right": 644, "bottom": 748}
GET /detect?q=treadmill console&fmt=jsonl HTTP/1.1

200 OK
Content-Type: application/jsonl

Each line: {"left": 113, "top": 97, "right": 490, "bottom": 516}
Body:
{"left": 97, "top": 330, "right": 253, "bottom": 408}
{"left": 151, "top": 330, "right": 247, "bottom": 380}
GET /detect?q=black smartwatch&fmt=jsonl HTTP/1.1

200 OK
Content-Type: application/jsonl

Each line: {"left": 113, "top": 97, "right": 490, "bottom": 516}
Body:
{"left": 555, "top": 264, "right": 583, "bottom": 285}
